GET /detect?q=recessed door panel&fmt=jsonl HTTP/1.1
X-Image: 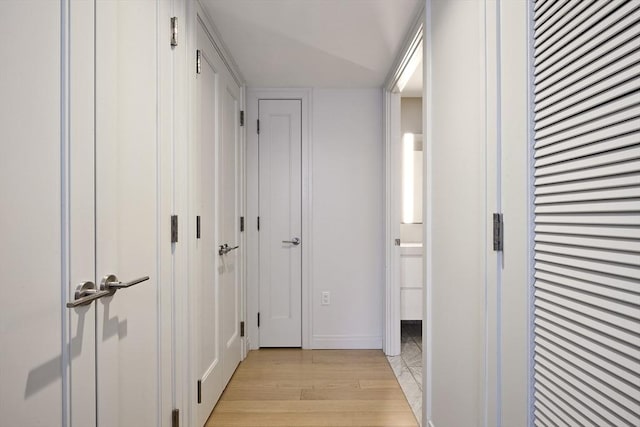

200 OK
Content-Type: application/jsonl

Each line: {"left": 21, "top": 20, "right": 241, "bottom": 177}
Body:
{"left": 259, "top": 100, "right": 302, "bottom": 347}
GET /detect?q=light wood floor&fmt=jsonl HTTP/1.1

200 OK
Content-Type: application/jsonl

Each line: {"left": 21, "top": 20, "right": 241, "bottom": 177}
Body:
{"left": 205, "top": 349, "right": 419, "bottom": 427}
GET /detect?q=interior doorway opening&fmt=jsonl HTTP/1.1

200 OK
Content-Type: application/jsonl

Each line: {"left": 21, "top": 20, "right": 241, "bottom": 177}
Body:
{"left": 383, "top": 8, "right": 425, "bottom": 423}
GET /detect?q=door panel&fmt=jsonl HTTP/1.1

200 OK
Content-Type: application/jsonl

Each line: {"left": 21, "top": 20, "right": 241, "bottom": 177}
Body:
{"left": 0, "top": 2, "right": 65, "bottom": 425}
{"left": 195, "top": 24, "right": 224, "bottom": 426}
{"left": 258, "top": 100, "right": 302, "bottom": 348}
{"left": 95, "top": 1, "right": 160, "bottom": 425}
{"left": 220, "top": 83, "right": 241, "bottom": 385}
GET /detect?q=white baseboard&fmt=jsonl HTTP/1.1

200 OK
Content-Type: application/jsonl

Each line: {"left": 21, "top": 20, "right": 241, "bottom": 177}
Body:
{"left": 312, "top": 334, "right": 383, "bottom": 349}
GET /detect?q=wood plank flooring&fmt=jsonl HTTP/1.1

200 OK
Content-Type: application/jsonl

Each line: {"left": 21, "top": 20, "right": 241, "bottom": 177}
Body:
{"left": 205, "top": 349, "right": 419, "bottom": 427}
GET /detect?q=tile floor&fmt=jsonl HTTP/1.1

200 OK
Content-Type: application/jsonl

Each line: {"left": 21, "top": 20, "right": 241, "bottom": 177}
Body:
{"left": 387, "top": 321, "right": 423, "bottom": 425}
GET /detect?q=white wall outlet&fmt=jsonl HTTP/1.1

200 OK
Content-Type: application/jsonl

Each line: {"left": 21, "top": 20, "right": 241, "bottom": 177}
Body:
{"left": 321, "top": 291, "right": 330, "bottom": 306}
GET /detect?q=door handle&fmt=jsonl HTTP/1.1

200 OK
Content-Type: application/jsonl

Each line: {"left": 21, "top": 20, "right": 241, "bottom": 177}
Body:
{"left": 282, "top": 237, "right": 300, "bottom": 246}
{"left": 99, "top": 274, "right": 150, "bottom": 292}
{"left": 218, "top": 243, "right": 239, "bottom": 256}
{"left": 66, "top": 281, "right": 111, "bottom": 308}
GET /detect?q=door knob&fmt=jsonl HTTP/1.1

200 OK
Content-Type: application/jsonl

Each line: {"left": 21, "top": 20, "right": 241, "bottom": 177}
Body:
{"left": 99, "top": 274, "right": 150, "bottom": 292}
{"left": 282, "top": 237, "right": 300, "bottom": 245}
{"left": 66, "top": 281, "right": 111, "bottom": 308}
{"left": 218, "top": 243, "right": 239, "bottom": 256}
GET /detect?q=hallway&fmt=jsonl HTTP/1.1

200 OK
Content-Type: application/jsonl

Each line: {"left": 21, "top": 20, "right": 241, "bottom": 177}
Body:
{"left": 205, "top": 349, "right": 419, "bottom": 426}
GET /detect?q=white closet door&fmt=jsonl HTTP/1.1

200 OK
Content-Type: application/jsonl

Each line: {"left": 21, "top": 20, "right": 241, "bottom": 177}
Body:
{"left": 193, "top": 16, "right": 243, "bottom": 426}
{"left": 532, "top": 1, "right": 640, "bottom": 425}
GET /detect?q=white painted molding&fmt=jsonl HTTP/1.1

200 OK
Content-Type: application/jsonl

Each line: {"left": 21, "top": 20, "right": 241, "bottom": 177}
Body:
{"left": 246, "top": 88, "right": 313, "bottom": 350}
{"left": 312, "top": 335, "right": 383, "bottom": 350}
{"left": 383, "top": 90, "right": 402, "bottom": 357}
{"left": 384, "top": 2, "right": 425, "bottom": 91}
{"left": 196, "top": 0, "right": 246, "bottom": 86}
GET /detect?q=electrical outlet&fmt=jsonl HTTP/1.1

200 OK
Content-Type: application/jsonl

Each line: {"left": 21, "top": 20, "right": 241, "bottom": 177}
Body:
{"left": 321, "top": 291, "right": 330, "bottom": 306}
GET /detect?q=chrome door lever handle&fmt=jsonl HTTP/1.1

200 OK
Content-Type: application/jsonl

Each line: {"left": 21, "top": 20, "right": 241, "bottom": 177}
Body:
{"left": 66, "top": 281, "right": 111, "bottom": 308}
{"left": 218, "top": 243, "right": 239, "bottom": 256}
{"left": 282, "top": 237, "right": 300, "bottom": 245}
{"left": 100, "top": 274, "right": 150, "bottom": 292}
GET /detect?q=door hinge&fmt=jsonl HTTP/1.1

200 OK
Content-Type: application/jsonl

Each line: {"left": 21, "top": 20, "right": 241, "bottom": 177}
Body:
{"left": 493, "top": 213, "right": 503, "bottom": 251}
{"left": 240, "top": 216, "right": 245, "bottom": 232}
{"left": 196, "top": 215, "right": 201, "bottom": 239}
{"left": 171, "top": 409, "right": 179, "bottom": 427}
{"left": 240, "top": 111, "right": 245, "bottom": 126}
{"left": 257, "top": 312, "right": 260, "bottom": 328}
{"left": 257, "top": 119, "right": 260, "bottom": 134}
{"left": 170, "top": 17, "right": 178, "bottom": 47}
{"left": 171, "top": 215, "right": 179, "bottom": 243}
{"left": 257, "top": 216, "right": 260, "bottom": 231}
{"left": 197, "top": 380, "right": 202, "bottom": 404}
{"left": 196, "top": 49, "right": 201, "bottom": 74}
{"left": 240, "top": 321, "right": 245, "bottom": 337}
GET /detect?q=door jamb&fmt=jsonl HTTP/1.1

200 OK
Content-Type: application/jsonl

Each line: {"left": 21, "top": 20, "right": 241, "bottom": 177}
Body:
{"left": 246, "top": 88, "right": 312, "bottom": 350}
{"left": 382, "top": 6, "right": 425, "bottom": 357}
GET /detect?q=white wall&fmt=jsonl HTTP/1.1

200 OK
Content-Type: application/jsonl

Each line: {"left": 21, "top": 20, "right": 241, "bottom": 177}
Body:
{"left": 311, "top": 89, "right": 384, "bottom": 349}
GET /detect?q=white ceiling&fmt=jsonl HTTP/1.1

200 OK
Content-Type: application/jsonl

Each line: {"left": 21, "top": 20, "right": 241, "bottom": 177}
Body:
{"left": 200, "top": 0, "right": 423, "bottom": 87}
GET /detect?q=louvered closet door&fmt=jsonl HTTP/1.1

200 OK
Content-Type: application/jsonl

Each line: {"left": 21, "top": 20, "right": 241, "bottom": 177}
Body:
{"left": 532, "top": 0, "right": 640, "bottom": 425}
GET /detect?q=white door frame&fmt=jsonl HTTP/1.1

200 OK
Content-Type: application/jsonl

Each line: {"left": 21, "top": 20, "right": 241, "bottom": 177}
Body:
{"left": 382, "top": 6, "right": 424, "bottom": 358}
{"left": 246, "top": 88, "right": 312, "bottom": 350}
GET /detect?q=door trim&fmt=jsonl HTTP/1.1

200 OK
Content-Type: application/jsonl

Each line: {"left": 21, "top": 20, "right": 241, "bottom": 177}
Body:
{"left": 246, "top": 88, "right": 312, "bottom": 349}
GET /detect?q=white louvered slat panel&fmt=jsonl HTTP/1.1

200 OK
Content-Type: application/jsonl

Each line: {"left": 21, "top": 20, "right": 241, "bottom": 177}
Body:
{"left": 534, "top": 0, "right": 598, "bottom": 51}
{"left": 535, "top": 231, "right": 640, "bottom": 255}
{"left": 535, "top": 333, "right": 640, "bottom": 407}
{"left": 535, "top": 213, "right": 640, "bottom": 226}
{"left": 535, "top": 269, "right": 640, "bottom": 304}
{"left": 536, "top": 306, "right": 640, "bottom": 363}
{"left": 535, "top": 29, "right": 639, "bottom": 101}
{"left": 534, "top": 77, "right": 640, "bottom": 131}
{"left": 534, "top": 94, "right": 638, "bottom": 138}
{"left": 535, "top": 186, "right": 640, "bottom": 205}
{"left": 535, "top": 145, "right": 640, "bottom": 176}
{"left": 535, "top": 2, "right": 640, "bottom": 78}
{"left": 536, "top": 363, "right": 624, "bottom": 426}
{"left": 534, "top": 47, "right": 640, "bottom": 114}
{"left": 533, "top": 2, "right": 640, "bottom": 424}
{"left": 534, "top": 0, "right": 622, "bottom": 60}
{"left": 535, "top": 61, "right": 640, "bottom": 124}
{"left": 535, "top": 132, "right": 640, "bottom": 168}
{"left": 535, "top": 351, "right": 640, "bottom": 425}
{"left": 534, "top": 104, "right": 640, "bottom": 149}
{"left": 534, "top": 0, "right": 569, "bottom": 24}
{"left": 535, "top": 378, "right": 595, "bottom": 425}
{"left": 533, "top": 0, "right": 574, "bottom": 39}
{"left": 534, "top": 200, "right": 640, "bottom": 214}
{"left": 534, "top": 173, "right": 640, "bottom": 195}
{"left": 534, "top": 159, "right": 640, "bottom": 185}
{"left": 535, "top": 223, "right": 640, "bottom": 239}
{"left": 535, "top": 372, "right": 610, "bottom": 426}
{"left": 535, "top": 292, "right": 640, "bottom": 339}
{"left": 536, "top": 279, "right": 640, "bottom": 320}
{"left": 536, "top": 316, "right": 638, "bottom": 374}
{"left": 536, "top": 260, "right": 640, "bottom": 294}
{"left": 535, "top": 251, "right": 639, "bottom": 278}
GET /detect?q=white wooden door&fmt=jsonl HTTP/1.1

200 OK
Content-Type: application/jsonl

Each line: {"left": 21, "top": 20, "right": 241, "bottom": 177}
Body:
{"left": 258, "top": 100, "right": 303, "bottom": 347}
{"left": 219, "top": 75, "right": 242, "bottom": 385}
{"left": 194, "top": 21, "right": 224, "bottom": 426}
{"left": 2, "top": 1, "right": 169, "bottom": 426}
{"left": 194, "top": 18, "right": 242, "bottom": 426}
